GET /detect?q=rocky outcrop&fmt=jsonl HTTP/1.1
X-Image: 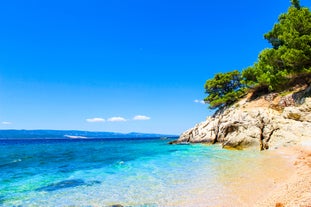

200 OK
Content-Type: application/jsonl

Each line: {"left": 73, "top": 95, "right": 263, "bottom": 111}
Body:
{"left": 175, "top": 87, "right": 311, "bottom": 150}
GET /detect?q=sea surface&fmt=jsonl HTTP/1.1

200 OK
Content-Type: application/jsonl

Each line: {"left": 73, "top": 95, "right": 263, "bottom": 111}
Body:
{"left": 0, "top": 138, "right": 291, "bottom": 207}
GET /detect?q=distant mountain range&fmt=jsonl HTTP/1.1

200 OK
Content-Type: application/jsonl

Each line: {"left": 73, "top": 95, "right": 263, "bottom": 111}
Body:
{"left": 0, "top": 130, "right": 177, "bottom": 139}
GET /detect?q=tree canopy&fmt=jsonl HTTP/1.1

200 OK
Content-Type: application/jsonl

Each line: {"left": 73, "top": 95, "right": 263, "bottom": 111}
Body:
{"left": 243, "top": 0, "right": 311, "bottom": 91}
{"left": 204, "top": 70, "right": 245, "bottom": 109}
{"left": 204, "top": 1, "right": 311, "bottom": 110}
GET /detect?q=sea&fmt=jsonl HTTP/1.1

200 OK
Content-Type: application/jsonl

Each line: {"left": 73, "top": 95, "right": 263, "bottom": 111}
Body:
{"left": 0, "top": 137, "right": 292, "bottom": 207}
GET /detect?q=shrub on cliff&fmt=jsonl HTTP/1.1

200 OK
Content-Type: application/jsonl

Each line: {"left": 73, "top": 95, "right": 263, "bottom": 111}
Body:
{"left": 204, "top": 70, "right": 245, "bottom": 109}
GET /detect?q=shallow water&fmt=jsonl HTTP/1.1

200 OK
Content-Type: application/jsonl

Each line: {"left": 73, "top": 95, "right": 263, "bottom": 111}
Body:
{"left": 0, "top": 138, "right": 292, "bottom": 206}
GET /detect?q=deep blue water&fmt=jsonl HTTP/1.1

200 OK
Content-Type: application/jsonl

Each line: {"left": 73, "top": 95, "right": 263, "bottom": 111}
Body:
{"left": 0, "top": 138, "right": 276, "bottom": 207}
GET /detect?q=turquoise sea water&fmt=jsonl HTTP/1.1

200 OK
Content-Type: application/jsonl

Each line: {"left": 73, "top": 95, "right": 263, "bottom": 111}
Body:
{"left": 0, "top": 138, "right": 286, "bottom": 207}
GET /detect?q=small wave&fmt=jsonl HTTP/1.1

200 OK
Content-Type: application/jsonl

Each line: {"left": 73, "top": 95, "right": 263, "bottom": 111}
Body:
{"left": 0, "top": 159, "right": 22, "bottom": 168}
{"left": 13, "top": 159, "right": 22, "bottom": 163}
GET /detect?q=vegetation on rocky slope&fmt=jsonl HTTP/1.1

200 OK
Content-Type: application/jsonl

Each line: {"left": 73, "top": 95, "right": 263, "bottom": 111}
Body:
{"left": 204, "top": 0, "right": 311, "bottom": 110}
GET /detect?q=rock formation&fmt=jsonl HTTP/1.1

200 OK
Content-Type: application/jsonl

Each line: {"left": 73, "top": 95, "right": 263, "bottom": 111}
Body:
{"left": 174, "top": 86, "right": 311, "bottom": 150}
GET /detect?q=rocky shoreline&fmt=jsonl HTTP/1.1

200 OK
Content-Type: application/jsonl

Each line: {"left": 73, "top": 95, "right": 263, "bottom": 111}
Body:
{"left": 171, "top": 85, "right": 311, "bottom": 206}
{"left": 172, "top": 85, "right": 311, "bottom": 150}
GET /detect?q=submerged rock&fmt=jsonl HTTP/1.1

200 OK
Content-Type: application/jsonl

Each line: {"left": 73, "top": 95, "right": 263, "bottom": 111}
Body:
{"left": 36, "top": 179, "right": 86, "bottom": 191}
{"left": 36, "top": 179, "right": 101, "bottom": 192}
{"left": 176, "top": 87, "right": 311, "bottom": 150}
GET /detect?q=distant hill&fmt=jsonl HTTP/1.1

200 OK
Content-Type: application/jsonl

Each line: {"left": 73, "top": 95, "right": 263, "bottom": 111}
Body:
{"left": 0, "top": 130, "right": 177, "bottom": 139}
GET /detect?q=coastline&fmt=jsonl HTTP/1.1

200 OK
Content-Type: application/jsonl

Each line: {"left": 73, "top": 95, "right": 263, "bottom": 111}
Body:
{"left": 253, "top": 141, "right": 311, "bottom": 207}
{"left": 174, "top": 90, "right": 311, "bottom": 206}
{"left": 1, "top": 137, "right": 310, "bottom": 206}
{"left": 187, "top": 140, "right": 311, "bottom": 207}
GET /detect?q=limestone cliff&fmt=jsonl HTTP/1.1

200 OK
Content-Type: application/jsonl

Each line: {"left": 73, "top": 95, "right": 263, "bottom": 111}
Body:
{"left": 174, "top": 85, "right": 311, "bottom": 150}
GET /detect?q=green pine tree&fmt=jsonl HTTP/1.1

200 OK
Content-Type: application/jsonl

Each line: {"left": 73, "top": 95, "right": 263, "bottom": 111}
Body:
{"left": 243, "top": 1, "right": 311, "bottom": 91}
{"left": 204, "top": 70, "right": 245, "bottom": 109}
{"left": 204, "top": 1, "right": 311, "bottom": 110}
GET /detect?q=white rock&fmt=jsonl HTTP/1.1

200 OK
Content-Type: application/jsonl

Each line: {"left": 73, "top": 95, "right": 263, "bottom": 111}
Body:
{"left": 177, "top": 95, "right": 311, "bottom": 150}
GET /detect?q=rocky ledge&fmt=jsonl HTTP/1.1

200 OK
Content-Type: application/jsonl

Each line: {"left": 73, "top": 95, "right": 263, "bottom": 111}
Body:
{"left": 172, "top": 85, "right": 311, "bottom": 150}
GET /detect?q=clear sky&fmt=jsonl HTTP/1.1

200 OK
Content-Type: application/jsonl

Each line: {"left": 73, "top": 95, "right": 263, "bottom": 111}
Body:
{"left": 0, "top": 0, "right": 310, "bottom": 135}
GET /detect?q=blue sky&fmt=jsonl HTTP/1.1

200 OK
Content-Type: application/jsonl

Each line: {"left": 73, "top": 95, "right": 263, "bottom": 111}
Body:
{"left": 0, "top": 0, "right": 310, "bottom": 134}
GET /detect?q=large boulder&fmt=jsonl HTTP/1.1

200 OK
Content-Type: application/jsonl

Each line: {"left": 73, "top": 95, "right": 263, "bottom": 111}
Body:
{"left": 175, "top": 93, "right": 311, "bottom": 150}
